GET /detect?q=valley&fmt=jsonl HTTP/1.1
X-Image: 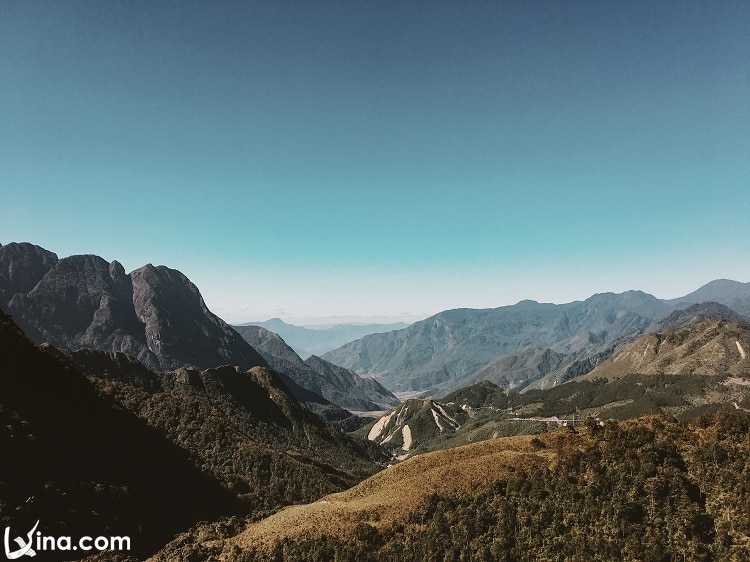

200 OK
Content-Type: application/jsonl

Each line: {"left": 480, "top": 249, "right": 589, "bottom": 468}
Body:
{"left": 1, "top": 242, "right": 749, "bottom": 560}
{"left": 5, "top": 3, "right": 748, "bottom": 560}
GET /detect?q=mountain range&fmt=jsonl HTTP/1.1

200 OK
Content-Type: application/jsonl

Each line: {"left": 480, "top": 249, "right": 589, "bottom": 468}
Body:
{"left": 238, "top": 317, "right": 410, "bottom": 358}
{"left": 233, "top": 324, "right": 399, "bottom": 412}
{"left": 322, "top": 282, "right": 750, "bottom": 395}
{"left": 0, "top": 242, "right": 395, "bottom": 415}
{"left": 358, "top": 316, "right": 750, "bottom": 462}
{"left": 0, "top": 242, "right": 266, "bottom": 373}
{"left": 3, "top": 240, "right": 750, "bottom": 559}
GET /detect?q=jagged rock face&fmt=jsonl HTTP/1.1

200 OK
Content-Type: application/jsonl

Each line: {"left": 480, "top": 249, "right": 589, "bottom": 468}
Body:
{"left": 0, "top": 242, "right": 58, "bottom": 300}
{"left": 129, "top": 264, "right": 266, "bottom": 371}
{"left": 0, "top": 243, "right": 266, "bottom": 372}
{"left": 6, "top": 253, "right": 153, "bottom": 363}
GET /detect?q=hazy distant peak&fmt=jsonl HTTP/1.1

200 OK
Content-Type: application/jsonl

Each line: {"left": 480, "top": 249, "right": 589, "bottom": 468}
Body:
{"left": 683, "top": 279, "right": 749, "bottom": 298}
{"left": 702, "top": 278, "right": 745, "bottom": 288}
{"left": 514, "top": 299, "right": 541, "bottom": 307}
{"left": 264, "top": 317, "right": 291, "bottom": 328}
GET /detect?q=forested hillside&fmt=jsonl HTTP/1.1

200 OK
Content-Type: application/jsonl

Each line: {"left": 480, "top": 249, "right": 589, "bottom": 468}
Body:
{"left": 175, "top": 412, "right": 750, "bottom": 561}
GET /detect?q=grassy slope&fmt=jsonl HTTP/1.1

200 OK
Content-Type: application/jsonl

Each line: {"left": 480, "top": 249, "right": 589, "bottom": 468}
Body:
{"left": 149, "top": 431, "right": 569, "bottom": 559}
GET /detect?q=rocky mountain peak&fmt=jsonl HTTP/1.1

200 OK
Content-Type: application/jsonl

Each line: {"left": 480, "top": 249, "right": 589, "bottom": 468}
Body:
{"left": 0, "top": 241, "right": 58, "bottom": 299}
{"left": 0, "top": 243, "right": 266, "bottom": 373}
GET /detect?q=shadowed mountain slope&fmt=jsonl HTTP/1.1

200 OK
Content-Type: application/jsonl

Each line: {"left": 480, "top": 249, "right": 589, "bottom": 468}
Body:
{"left": 58, "top": 346, "right": 386, "bottom": 501}
{"left": 1, "top": 310, "right": 387, "bottom": 559}
{"left": 0, "top": 242, "right": 266, "bottom": 373}
{"left": 0, "top": 310, "right": 243, "bottom": 561}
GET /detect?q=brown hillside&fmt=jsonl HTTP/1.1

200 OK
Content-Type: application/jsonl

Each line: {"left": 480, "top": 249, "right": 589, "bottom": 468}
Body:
{"left": 151, "top": 432, "right": 564, "bottom": 559}
{"left": 582, "top": 320, "right": 750, "bottom": 381}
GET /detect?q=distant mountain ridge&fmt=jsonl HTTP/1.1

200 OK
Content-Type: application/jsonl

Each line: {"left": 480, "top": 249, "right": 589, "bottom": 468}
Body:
{"left": 233, "top": 324, "right": 399, "bottom": 412}
{"left": 356, "top": 318, "right": 750, "bottom": 461}
{"left": 0, "top": 242, "right": 402, "bottom": 418}
{"left": 0, "top": 242, "right": 266, "bottom": 373}
{"left": 670, "top": 279, "right": 750, "bottom": 317}
{"left": 239, "top": 317, "right": 410, "bottom": 358}
{"left": 322, "top": 284, "right": 750, "bottom": 395}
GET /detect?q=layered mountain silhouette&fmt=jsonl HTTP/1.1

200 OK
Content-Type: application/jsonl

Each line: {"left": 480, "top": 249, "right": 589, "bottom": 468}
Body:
{"left": 234, "top": 325, "right": 399, "bottom": 412}
{"left": 358, "top": 318, "right": 750, "bottom": 460}
{"left": 239, "top": 318, "right": 410, "bottom": 358}
{"left": 0, "top": 242, "right": 398, "bottom": 417}
{"left": 0, "top": 242, "right": 266, "bottom": 372}
{"left": 671, "top": 279, "right": 750, "bottom": 317}
{"left": 322, "top": 285, "right": 750, "bottom": 395}
{"left": 4, "top": 239, "right": 750, "bottom": 560}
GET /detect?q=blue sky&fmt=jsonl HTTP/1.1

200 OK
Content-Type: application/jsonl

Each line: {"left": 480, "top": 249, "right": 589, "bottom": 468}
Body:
{"left": 2, "top": 1, "right": 749, "bottom": 324}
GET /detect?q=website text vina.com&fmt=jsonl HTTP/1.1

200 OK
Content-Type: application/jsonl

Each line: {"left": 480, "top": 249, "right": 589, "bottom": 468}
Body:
{"left": 4, "top": 520, "right": 130, "bottom": 559}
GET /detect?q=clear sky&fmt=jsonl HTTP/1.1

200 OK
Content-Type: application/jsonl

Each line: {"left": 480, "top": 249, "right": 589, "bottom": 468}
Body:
{"left": 2, "top": 1, "right": 749, "bottom": 325}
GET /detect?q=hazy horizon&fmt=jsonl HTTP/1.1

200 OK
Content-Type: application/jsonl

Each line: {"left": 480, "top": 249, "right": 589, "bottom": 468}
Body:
{"left": 3, "top": 2, "right": 748, "bottom": 325}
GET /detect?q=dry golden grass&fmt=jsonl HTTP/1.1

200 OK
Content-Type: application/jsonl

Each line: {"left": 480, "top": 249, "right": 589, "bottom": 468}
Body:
{"left": 202, "top": 431, "right": 571, "bottom": 558}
